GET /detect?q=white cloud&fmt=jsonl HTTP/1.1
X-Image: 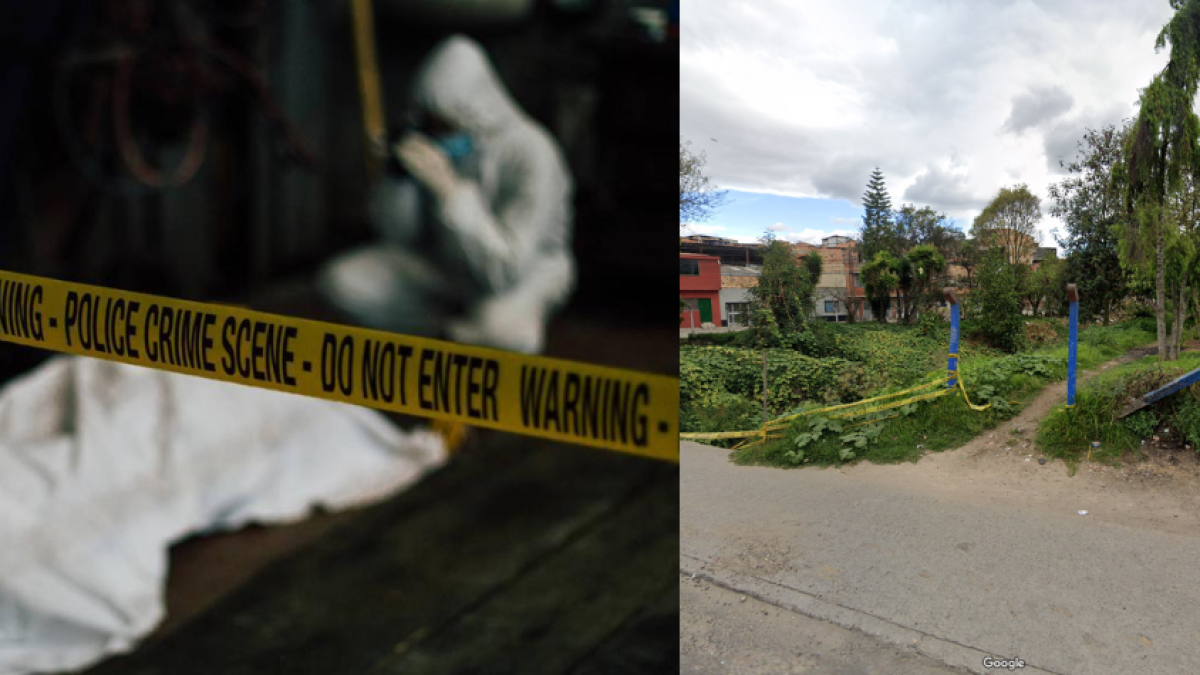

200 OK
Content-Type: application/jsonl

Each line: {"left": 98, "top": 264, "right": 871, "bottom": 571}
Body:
{"left": 830, "top": 216, "right": 860, "bottom": 226}
{"left": 681, "top": 0, "right": 1176, "bottom": 244}
{"left": 1001, "top": 85, "right": 1075, "bottom": 136}
{"left": 766, "top": 222, "right": 789, "bottom": 231}
{"left": 781, "top": 228, "right": 857, "bottom": 245}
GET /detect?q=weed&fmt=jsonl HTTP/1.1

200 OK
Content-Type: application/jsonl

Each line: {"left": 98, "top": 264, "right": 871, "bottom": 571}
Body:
{"left": 1125, "top": 410, "right": 1158, "bottom": 439}
{"left": 1037, "top": 352, "right": 1200, "bottom": 466}
{"left": 1175, "top": 395, "right": 1200, "bottom": 450}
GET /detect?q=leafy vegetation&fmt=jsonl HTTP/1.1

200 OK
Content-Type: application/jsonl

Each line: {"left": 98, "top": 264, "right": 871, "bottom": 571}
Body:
{"left": 735, "top": 387, "right": 1000, "bottom": 468}
{"left": 682, "top": 317, "right": 1158, "bottom": 469}
{"left": 1048, "top": 124, "right": 1129, "bottom": 325}
{"left": 1037, "top": 352, "right": 1200, "bottom": 467}
{"left": 971, "top": 184, "right": 1043, "bottom": 266}
{"left": 679, "top": 346, "right": 881, "bottom": 415}
{"left": 747, "top": 239, "right": 816, "bottom": 346}
{"left": 970, "top": 248, "right": 1025, "bottom": 353}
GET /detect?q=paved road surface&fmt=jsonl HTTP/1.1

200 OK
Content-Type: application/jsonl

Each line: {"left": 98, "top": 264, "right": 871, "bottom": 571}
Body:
{"left": 681, "top": 440, "right": 1200, "bottom": 675}
{"left": 681, "top": 572, "right": 969, "bottom": 674}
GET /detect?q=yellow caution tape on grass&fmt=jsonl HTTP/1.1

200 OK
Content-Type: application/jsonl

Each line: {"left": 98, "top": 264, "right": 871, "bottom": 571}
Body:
{"left": 828, "top": 386, "right": 952, "bottom": 419}
{"left": 0, "top": 270, "right": 679, "bottom": 463}
{"left": 763, "top": 376, "right": 952, "bottom": 431}
{"left": 682, "top": 366, "right": 996, "bottom": 445}
{"left": 951, "top": 371, "right": 993, "bottom": 411}
{"left": 679, "top": 382, "right": 949, "bottom": 443}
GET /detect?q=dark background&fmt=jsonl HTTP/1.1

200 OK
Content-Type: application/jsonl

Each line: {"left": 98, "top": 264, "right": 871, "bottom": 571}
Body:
{"left": 0, "top": 0, "right": 679, "bottom": 380}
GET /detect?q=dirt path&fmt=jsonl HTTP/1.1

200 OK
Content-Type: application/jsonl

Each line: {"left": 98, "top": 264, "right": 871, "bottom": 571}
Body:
{"left": 836, "top": 343, "right": 1200, "bottom": 537}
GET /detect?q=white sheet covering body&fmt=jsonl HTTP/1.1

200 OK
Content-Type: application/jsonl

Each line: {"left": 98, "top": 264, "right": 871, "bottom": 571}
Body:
{"left": 0, "top": 356, "right": 447, "bottom": 674}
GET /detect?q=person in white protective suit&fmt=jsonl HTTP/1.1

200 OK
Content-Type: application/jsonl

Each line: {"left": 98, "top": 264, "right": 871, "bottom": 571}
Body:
{"left": 317, "top": 34, "right": 575, "bottom": 355}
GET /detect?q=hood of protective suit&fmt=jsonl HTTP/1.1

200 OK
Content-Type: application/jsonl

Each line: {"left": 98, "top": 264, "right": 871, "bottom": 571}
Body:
{"left": 412, "top": 35, "right": 523, "bottom": 136}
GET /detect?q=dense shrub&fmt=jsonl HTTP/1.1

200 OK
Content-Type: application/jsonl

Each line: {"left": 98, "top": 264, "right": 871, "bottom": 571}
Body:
{"left": 792, "top": 319, "right": 839, "bottom": 358}
{"left": 973, "top": 249, "right": 1026, "bottom": 352}
{"left": 918, "top": 311, "right": 948, "bottom": 338}
{"left": 1023, "top": 319, "right": 1067, "bottom": 345}
{"left": 679, "top": 389, "right": 763, "bottom": 445}
{"left": 680, "top": 347, "right": 879, "bottom": 415}
{"left": 1175, "top": 396, "right": 1200, "bottom": 449}
{"left": 681, "top": 331, "right": 743, "bottom": 347}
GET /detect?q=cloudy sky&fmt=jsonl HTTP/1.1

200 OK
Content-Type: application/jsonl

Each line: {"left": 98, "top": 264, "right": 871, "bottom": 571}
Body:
{"left": 680, "top": 0, "right": 1179, "bottom": 248}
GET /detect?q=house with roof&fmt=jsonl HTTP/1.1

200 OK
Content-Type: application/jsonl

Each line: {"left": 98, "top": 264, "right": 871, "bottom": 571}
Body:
{"left": 680, "top": 252, "right": 722, "bottom": 329}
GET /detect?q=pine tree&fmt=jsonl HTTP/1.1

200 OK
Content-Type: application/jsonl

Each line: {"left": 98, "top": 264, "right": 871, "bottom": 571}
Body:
{"left": 861, "top": 168, "right": 894, "bottom": 261}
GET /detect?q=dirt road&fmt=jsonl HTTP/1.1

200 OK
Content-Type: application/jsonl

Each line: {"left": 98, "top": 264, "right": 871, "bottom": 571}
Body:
{"left": 682, "top": 346, "right": 1200, "bottom": 675}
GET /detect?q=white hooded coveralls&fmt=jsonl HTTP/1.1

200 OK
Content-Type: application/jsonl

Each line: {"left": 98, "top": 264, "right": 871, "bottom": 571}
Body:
{"left": 319, "top": 35, "right": 575, "bottom": 355}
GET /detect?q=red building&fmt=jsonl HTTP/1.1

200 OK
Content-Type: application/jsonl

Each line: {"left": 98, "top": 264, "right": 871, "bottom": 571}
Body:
{"left": 680, "top": 253, "right": 722, "bottom": 328}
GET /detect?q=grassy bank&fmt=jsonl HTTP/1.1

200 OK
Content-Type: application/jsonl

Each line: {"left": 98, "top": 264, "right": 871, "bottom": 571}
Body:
{"left": 1037, "top": 349, "right": 1200, "bottom": 469}
{"left": 683, "top": 317, "right": 1159, "bottom": 468}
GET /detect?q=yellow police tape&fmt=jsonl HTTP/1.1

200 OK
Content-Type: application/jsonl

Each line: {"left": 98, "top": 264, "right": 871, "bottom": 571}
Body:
{"left": 680, "top": 362, "right": 995, "bottom": 445}
{"left": 679, "top": 376, "right": 952, "bottom": 442}
{"left": 763, "top": 376, "right": 952, "bottom": 431}
{"left": 0, "top": 270, "right": 679, "bottom": 463}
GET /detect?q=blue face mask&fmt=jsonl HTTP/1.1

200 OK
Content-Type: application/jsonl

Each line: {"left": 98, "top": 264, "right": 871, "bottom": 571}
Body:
{"left": 436, "top": 133, "right": 473, "bottom": 162}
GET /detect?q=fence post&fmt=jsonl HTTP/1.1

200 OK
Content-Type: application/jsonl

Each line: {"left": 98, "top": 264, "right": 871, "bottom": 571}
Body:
{"left": 1067, "top": 284, "right": 1078, "bottom": 410}
{"left": 762, "top": 352, "right": 769, "bottom": 426}
{"left": 945, "top": 289, "right": 959, "bottom": 389}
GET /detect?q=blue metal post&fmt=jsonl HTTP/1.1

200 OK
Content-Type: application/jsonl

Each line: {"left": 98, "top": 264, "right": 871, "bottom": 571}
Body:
{"left": 946, "top": 290, "right": 959, "bottom": 389}
{"left": 1067, "top": 284, "right": 1078, "bottom": 409}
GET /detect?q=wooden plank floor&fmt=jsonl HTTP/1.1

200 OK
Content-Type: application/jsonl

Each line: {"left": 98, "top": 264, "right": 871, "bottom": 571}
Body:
{"left": 84, "top": 435, "right": 677, "bottom": 674}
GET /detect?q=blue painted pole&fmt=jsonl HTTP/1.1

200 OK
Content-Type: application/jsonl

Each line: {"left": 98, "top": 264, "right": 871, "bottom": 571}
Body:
{"left": 946, "top": 289, "right": 959, "bottom": 389}
{"left": 1067, "top": 284, "right": 1078, "bottom": 409}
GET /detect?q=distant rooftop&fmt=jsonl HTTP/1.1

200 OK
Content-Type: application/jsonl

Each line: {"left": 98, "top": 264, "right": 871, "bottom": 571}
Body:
{"left": 1033, "top": 247, "right": 1057, "bottom": 262}
{"left": 721, "top": 265, "right": 761, "bottom": 276}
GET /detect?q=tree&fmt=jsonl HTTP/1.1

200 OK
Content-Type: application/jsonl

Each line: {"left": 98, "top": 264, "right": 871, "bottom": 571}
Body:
{"left": 1012, "top": 263, "right": 1033, "bottom": 315}
{"left": 680, "top": 138, "right": 728, "bottom": 227}
{"left": 1013, "top": 262, "right": 1062, "bottom": 318}
{"left": 1034, "top": 259, "right": 1064, "bottom": 317}
{"left": 1116, "top": 0, "right": 1200, "bottom": 362}
{"left": 860, "top": 168, "right": 895, "bottom": 261}
{"left": 1162, "top": 170, "right": 1200, "bottom": 359}
{"left": 952, "top": 238, "right": 985, "bottom": 291}
{"left": 972, "top": 184, "right": 1042, "bottom": 266}
{"left": 1048, "top": 123, "right": 1131, "bottom": 325}
{"left": 861, "top": 251, "right": 899, "bottom": 323}
{"left": 892, "top": 204, "right": 965, "bottom": 258}
{"left": 903, "top": 244, "right": 948, "bottom": 322}
{"left": 747, "top": 240, "right": 814, "bottom": 344}
{"left": 803, "top": 250, "right": 824, "bottom": 285}
{"left": 974, "top": 248, "right": 1025, "bottom": 352}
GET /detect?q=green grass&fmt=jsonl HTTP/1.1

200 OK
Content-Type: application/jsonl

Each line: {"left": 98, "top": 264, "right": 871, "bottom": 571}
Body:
{"left": 1035, "top": 316, "right": 1157, "bottom": 370}
{"left": 1036, "top": 350, "right": 1200, "bottom": 471}
{"left": 713, "top": 317, "right": 1160, "bottom": 469}
{"left": 732, "top": 356, "right": 1059, "bottom": 468}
